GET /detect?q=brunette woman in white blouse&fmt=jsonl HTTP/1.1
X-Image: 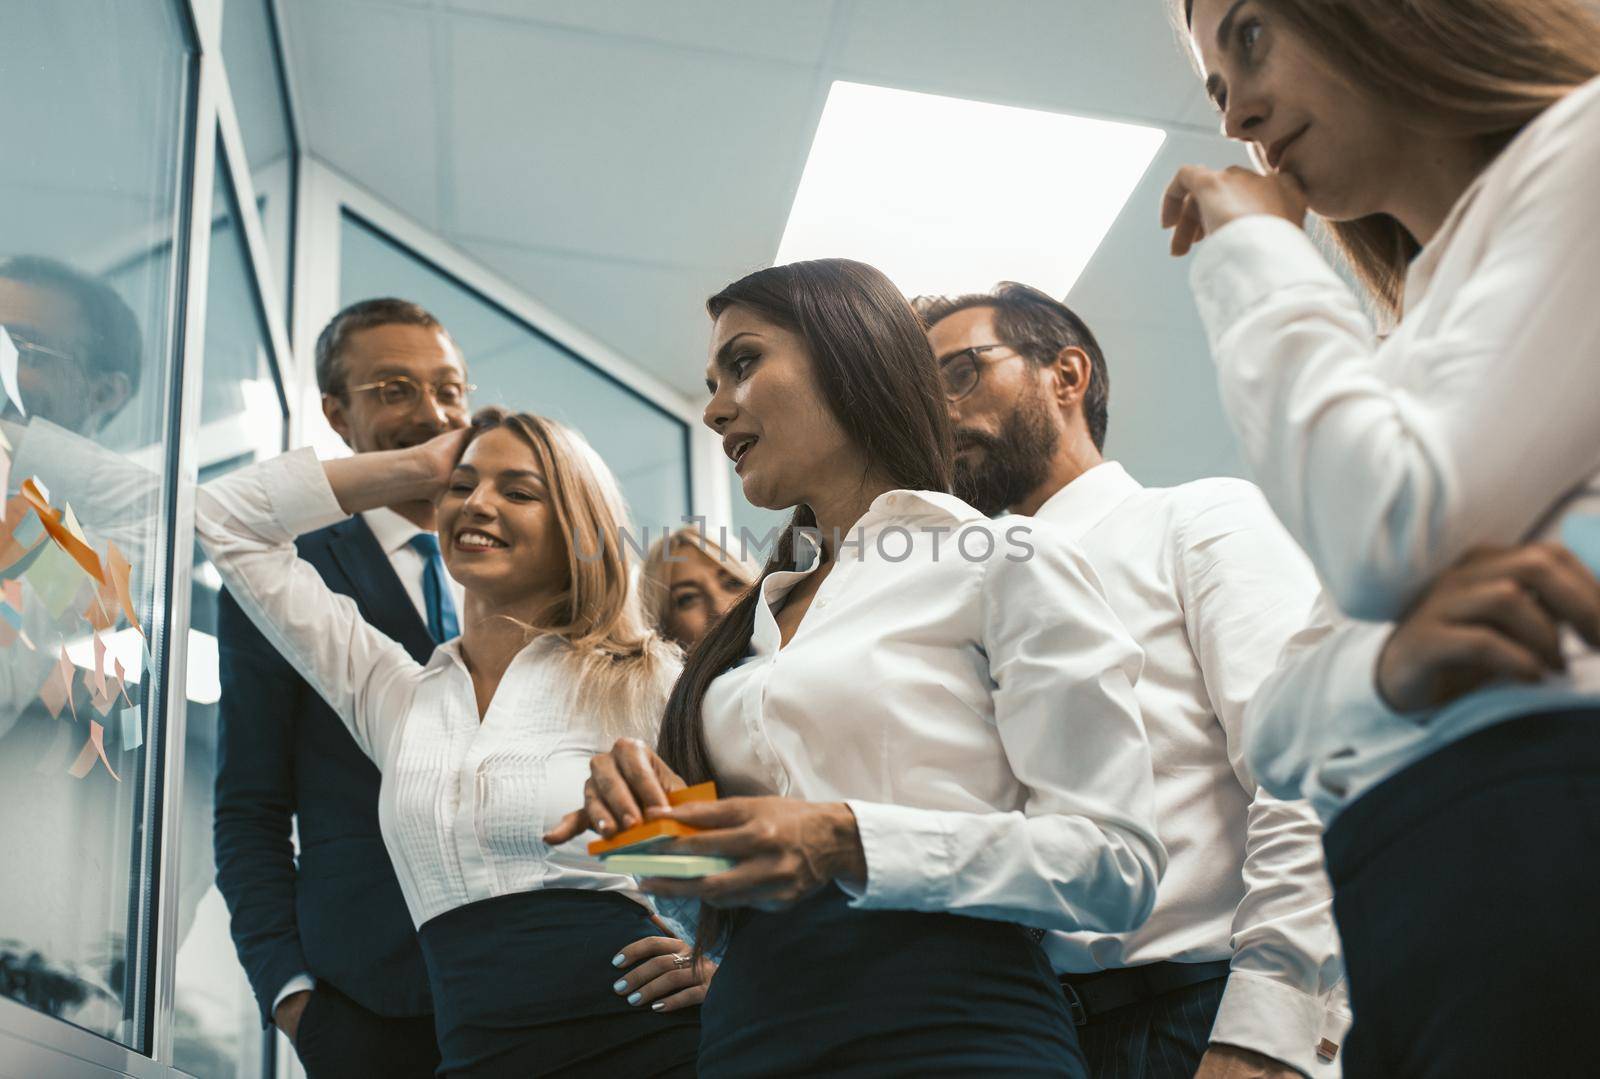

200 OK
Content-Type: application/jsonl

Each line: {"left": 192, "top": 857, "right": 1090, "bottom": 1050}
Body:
{"left": 1163, "top": 1, "right": 1600, "bottom": 1073}
{"left": 195, "top": 409, "right": 702, "bottom": 1077}
{"left": 548, "top": 259, "right": 1165, "bottom": 1077}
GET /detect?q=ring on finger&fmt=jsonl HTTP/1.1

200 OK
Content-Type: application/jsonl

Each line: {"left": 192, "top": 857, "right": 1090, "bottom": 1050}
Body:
{"left": 671, "top": 953, "right": 693, "bottom": 970}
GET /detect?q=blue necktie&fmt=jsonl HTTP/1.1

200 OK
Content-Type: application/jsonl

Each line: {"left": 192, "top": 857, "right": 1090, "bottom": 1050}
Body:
{"left": 408, "top": 533, "right": 460, "bottom": 643}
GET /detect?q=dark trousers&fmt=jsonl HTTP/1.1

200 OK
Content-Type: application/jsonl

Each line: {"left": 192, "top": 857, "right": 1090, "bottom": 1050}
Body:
{"left": 1075, "top": 976, "right": 1225, "bottom": 1079}
{"left": 292, "top": 981, "right": 440, "bottom": 1079}
{"left": 1324, "top": 709, "right": 1600, "bottom": 1078}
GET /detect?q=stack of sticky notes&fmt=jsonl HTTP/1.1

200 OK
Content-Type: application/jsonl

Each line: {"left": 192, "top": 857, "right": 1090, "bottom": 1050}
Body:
{"left": 588, "top": 781, "right": 733, "bottom": 878}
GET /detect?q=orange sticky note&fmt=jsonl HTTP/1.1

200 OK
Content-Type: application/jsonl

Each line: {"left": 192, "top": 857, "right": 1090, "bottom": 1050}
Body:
{"left": 586, "top": 782, "right": 721, "bottom": 856}
{"left": 19, "top": 479, "right": 103, "bottom": 584}
{"left": 66, "top": 720, "right": 119, "bottom": 782}
{"left": 83, "top": 583, "right": 119, "bottom": 631}
{"left": 105, "top": 541, "right": 139, "bottom": 635}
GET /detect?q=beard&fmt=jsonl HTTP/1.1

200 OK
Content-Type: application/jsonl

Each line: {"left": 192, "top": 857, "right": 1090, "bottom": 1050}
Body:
{"left": 952, "top": 384, "right": 1061, "bottom": 516}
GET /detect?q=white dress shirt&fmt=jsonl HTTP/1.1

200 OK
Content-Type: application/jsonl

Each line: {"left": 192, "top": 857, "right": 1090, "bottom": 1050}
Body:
{"left": 361, "top": 504, "right": 467, "bottom": 630}
{"left": 268, "top": 506, "right": 466, "bottom": 1012}
{"left": 1037, "top": 463, "right": 1345, "bottom": 1076}
{"left": 1189, "top": 76, "right": 1600, "bottom": 821}
{"left": 702, "top": 489, "right": 1166, "bottom": 934}
{"left": 196, "top": 450, "right": 664, "bottom": 939}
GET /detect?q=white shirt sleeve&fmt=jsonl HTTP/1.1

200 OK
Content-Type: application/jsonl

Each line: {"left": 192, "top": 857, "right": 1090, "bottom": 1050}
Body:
{"left": 1243, "top": 591, "right": 1402, "bottom": 810}
{"left": 1188, "top": 89, "right": 1600, "bottom": 621}
{"left": 270, "top": 973, "right": 316, "bottom": 1017}
{"left": 846, "top": 532, "right": 1165, "bottom": 933}
{"left": 1174, "top": 486, "right": 1346, "bottom": 1075}
{"left": 194, "top": 448, "right": 426, "bottom": 766}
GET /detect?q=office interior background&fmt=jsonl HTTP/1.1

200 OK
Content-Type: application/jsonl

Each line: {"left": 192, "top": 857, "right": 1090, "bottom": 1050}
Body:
{"left": 0, "top": 1, "right": 1256, "bottom": 1075}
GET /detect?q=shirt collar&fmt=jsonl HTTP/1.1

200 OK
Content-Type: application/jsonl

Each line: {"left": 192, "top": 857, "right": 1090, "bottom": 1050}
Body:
{"left": 362, "top": 506, "right": 431, "bottom": 556}
{"left": 1032, "top": 461, "right": 1142, "bottom": 541}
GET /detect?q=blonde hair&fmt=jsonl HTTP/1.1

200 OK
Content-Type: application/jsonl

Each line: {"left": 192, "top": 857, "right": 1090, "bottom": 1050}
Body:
{"left": 637, "top": 526, "right": 760, "bottom": 636}
{"left": 1174, "top": 0, "right": 1600, "bottom": 318}
{"left": 460, "top": 408, "right": 680, "bottom": 738}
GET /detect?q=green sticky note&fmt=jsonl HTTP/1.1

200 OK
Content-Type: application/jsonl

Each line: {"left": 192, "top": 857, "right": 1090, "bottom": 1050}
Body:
{"left": 24, "top": 540, "right": 87, "bottom": 619}
{"left": 600, "top": 854, "right": 734, "bottom": 878}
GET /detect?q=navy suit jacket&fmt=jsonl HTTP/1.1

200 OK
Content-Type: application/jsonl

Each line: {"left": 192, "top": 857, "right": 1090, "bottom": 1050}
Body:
{"left": 213, "top": 514, "right": 435, "bottom": 1025}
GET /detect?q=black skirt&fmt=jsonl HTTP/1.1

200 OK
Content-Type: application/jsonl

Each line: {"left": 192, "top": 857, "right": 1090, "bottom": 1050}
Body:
{"left": 699, "top": 885, "right": 1085, "bottom": 1077}
{"left": 1323, "top": 708, "right": 1600, "bottom": 1078}
{"left": 417, "top": 889, "right": 700, "bottom": 1078}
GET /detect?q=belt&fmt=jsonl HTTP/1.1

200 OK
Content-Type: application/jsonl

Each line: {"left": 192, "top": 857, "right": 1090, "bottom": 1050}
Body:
{"left": 1058, "top": 960, "right": 1231, "bottom": 1027}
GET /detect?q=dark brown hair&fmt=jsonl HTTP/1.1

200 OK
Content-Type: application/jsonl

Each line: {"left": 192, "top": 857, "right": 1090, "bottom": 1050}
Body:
{"left": 916, "top": 282, "right": 1111, "bottom": 450}
{"left": 660, "top": 259, "right": 952, "bottom": 950}
{"left": 314, "top": 296, "right": 459, "bottom": 396}
{"left": 1173, "top": 0, "right": 1600, "bottom": 317}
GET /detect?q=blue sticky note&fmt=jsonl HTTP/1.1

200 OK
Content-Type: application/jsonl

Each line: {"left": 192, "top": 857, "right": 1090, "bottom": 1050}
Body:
{"left": 119, "top": 705, "right": 143, "bottom": 752}
{"left": 1562, "top": 515, "right": 1600, "bottom": 577}
{"left": 13, "top": 512, "right": 43, "bottom": 548}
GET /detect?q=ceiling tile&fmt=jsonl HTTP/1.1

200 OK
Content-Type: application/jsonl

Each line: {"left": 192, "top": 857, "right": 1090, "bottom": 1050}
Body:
{"left": 281, "top": 0, "right": 442, "bottom": 226}
{"left": 437, "top": 0, "right": 840, "bottom": 65}
{"left": 830, "top": 0, "right": 1198, "bottom": 127}
{"left": 445, "top": 19, "right": 822, "bottom": 267}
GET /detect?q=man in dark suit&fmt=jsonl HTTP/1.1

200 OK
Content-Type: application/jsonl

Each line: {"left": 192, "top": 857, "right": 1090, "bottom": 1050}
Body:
{"left": 214, "top": 297, "right": 472, "bottom": 1077}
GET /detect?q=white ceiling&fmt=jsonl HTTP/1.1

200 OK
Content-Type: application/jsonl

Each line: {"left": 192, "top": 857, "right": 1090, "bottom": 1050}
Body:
{"left": 278, "top": 0, "right": 1253, "bottom": 486}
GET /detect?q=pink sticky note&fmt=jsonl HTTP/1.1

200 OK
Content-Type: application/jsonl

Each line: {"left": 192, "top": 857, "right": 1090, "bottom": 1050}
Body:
{"left": 91, "top": 633, "right": 108, "bottom": 696}
{"left": 67, "top": 721, "right": 119, "bottom": 781}
{"left": 38, "top": 649, "right": 75, "bottom": 719}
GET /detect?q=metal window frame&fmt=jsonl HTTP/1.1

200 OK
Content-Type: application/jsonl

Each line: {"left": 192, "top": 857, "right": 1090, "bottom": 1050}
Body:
{"left": 0, "top": 0, "right": 298, "bottom": 1074}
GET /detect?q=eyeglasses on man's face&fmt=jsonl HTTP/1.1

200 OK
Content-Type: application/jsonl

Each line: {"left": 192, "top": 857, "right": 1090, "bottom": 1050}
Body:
{"left": 938, "top": 344, "right": 1013, "bottom": 403}
{"left": 3, "top": 325, "right": 83, "bottom": 372}
{"left": 346, "top": 375, "right": 474, "bottom": 410}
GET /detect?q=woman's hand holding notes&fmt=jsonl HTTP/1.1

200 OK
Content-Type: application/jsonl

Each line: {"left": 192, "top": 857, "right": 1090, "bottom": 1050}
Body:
{"left": 545, "top": 738, "right": 869, "bottom": 908}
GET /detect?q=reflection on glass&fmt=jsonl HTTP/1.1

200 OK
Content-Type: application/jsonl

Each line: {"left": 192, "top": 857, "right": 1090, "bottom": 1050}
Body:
{"left": 338, "top": 214, "right": 691, "bottom": 533}
{"left": 222, "top": 0, "right": 296, "bottom": 317}
{"left": 0, "top": 1, "right": 188, "bottom": 1050}
{"left": 171, "top": 152, "right": 285, "bottom": 1079}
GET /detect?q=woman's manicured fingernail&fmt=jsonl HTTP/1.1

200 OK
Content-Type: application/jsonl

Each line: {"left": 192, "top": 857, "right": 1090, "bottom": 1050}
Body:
{"left": 596, "top": 818, "right": 610, "bottom": 833}
{"left": 611, "top": 953, "right": 625, "bottom": 968}
{"left": 627, "top": 991, "right": 642, "bottom": 1005}
{"left": 614, "top": 978, "right": 629, "bottom": 993}
{"left": 651, "top": 1002, "right": 665, "bottom": 1012}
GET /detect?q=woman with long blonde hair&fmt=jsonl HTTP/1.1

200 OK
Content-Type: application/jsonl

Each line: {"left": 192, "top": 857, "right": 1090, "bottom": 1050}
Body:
{"left": 1163, "top": 1, "right": 1600, "bottom": 1073}
{"left": 637, "top": 526, "right": 758, "bottom": 650}
{"left": 196, "top": 407, "right": 702, "bottom": 1076}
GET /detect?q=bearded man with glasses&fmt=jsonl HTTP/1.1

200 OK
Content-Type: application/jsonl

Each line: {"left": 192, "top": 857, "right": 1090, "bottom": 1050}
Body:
{"left": 214, "top": 297, "right": 473, "bottom": 1078}
{"left": 917, "top": 282, "right": 1347, "bottom": 1078}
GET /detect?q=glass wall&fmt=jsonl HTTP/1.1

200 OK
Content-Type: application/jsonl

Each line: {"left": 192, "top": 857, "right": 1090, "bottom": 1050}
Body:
{"left": 170, "top": 149, "right": 286, "bottom": 1079}
{"left": 338, "top": 214, "right": 693, "bottom": 535}
{"left": 0, "top": 0, "right": 191, "bottom": 1052}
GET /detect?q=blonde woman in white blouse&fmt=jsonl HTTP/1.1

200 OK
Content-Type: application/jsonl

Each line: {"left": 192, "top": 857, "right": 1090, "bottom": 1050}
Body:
{"left": 549, "top": 259, "right": 1165, "bottom": 1077}
{"left": 196, "top": 408, "right": 703, "bottom": 1078}
{"left": 1164, "top": 1, "right": 1600, "bottom": 1074}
